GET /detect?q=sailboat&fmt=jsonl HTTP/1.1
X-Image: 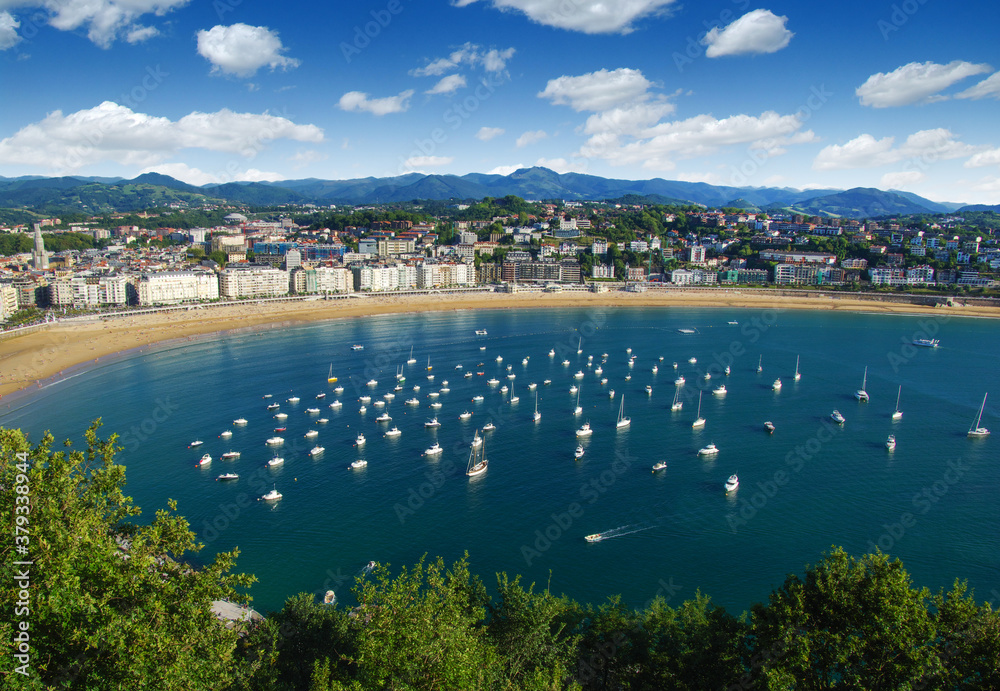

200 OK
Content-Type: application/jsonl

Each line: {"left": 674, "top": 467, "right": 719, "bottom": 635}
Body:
{"left": 509, "top": 381, "right": 519, "bottom": 404}
{"left": 426, "top": 356, "right": 432, "bottom": 371}
{"left": 577, "top": 337, "right": 582, "bottom": 354}
{"left": 574, "top": 386, "right": 582, "bottom": 415}
{"left": 692, "top": 390, "right": 705, "bottom": 428}
{"left": 892, "top": 386, "right": 903, "bottom": 420}
{"left": 407, "top": 346, "right": 416, "bottom": 365}
{"left": 671, "top": 388, "right": 683, "bottom": 411}
{"left": 855, "top": 366, "right": 869, "bottom": 402}
{"left": 968, "top": 393, "right": 990, "bottom": 438}
{"left": 533, "top": 391, "right": 541, "bottom": 422}
{"left": 466, "top": 431, "right": 488, "bottom": 477}
{"left": 616, "top": 395, "right": 630, "bottom": 429}
{"left": 756, "top": 355, "right": 762, "bottom": 373}
{"left": 327, "top": 364, "right": 337, "bottom": 384}
{"left": 793, "top": 355, "right": 801, "bottom": 381}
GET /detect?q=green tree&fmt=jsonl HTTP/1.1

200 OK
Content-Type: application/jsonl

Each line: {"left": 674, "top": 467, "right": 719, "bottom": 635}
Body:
{"left": 0, "top": 422, "right": 255, "bottom": 690}
{"left": 349, "top": 554, "right": 498, "bottom": 689}
{"left": 747, "top": 548, "right": 943, "bottom": 689}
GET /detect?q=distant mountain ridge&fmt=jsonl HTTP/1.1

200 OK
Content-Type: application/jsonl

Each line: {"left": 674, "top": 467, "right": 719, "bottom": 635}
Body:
{"left": 0, "top": 168, "right": 968, "bottom": 219}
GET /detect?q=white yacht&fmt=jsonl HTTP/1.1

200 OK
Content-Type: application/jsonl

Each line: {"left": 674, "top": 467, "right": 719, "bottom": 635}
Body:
{"left": 405, "top": 397, "right": 419, "bottom": 405}
{"left": 471, "top": 431, "right": 483, "bottom": 447}
{"left": 616, "top": 395, "right": 631, "bottom": 429}
{"left": 472, "top": 395, "right": 484, "bottom": 402}
{"left": 221, "top": 451, "right": 240, "bottom": 460}
{"left": 688, "top": 357, "right": 697, "bottom": 364}
{"left": 267, "top": 456, "right": 284, "bottom": 467}
{"left": 482, "top": 422, "right": 496, "bottom": 431}
{"left": 533, "top": 392, "right": 541, "bottom": 422}
{"left": 793, "top": 355, "right": 801, "bottom": 381}
{"left": 573, "top": 386, "right": 583, "bottom": 415}
{"left": 548, "top": 349, "right": 556, "bottom": 357}
{"left": 197, "top": 454, "right": 212, "bottom": 466}
{"left": 260, "top": 486, "right": 282, "bottom": 502}
{"left": 385, "top": 426, "right": 401, "bottom": 437}
{"left": 574, "top": 371, "right": 585, "bottom": 379}
{"left": 329, "top": 400, "right": 343, "bottom": 408}
{"left": 651, "top": 461, "right": 667, "bottom": 472}
{"left": 350, "top": 458, "right": 368, "bottom": 469}
{"left": 968, "top": 393, "right": 990, "bottom": 438}
{"left": 885, "top": 435, "right": 896, "bottom": 451}
{"left": 645, "top": 385, "right": 653, "bottom": 395}
{"left": 713, "top": 384, "right": 727, "bottom": 396}
{"left": 528, "top": 382, "right": 537, "bottom": 390}
{"left": 304, "top": 430, "right": 318, "bottom": 438}
{"left": 233, "top": 418, "right": 248, "bottom": 426}
{"left": 424, "top": 442, "right": 443, "bottom": 456}
{"left": 725, "top": 474, "right": 739, "bottom": 492}
{"left": 562, "top": 360, "right": 571, "bottom": 366}
{"left": 460, "top": 410, "right": 473, "bottom": 419}
{"left": 574, "top": 446, "right": 585, "bottom": 459}
{"left": 287, "top": 396, "right": 300, "bottom": 403}
{"left": 306, "top": 407, "right": 320, "bottom": 414}
{"left": 855, "top": 366, "right": 869, "bottom": 402}
{"left": 424, "top": 417, "right": 441, "bottom": 428}
{"left": 487, "top": 378, "right": 500, "bottom": 385}
{"left": 892, "top": 385, "right": 903, "bottom": 420}
{"left": 355, "top": 433, "right": 366, "bottom": 445}
{"left": 309, "top": 446, "right": 325, "bottom": 456}
{"left": 671, "top": 389, "right": 683, "bottom": 411}
{"left": 692, "top": 391, "right": 706, "bottom": 428}
{"left": 430, "top": 401, "right": 442, "bottom": 409}
{"left": 831, "top": 410, "right": 846, "bottom": 425}
{"left": 772, "top": 378, "right": 782, "bottom": 391}
{"left": 219, "top": 430, "right": 232, "bottom": 438}
{"left": 576, "top": 421, "right": 593, "bottom": 437}
{"left": 764, "top": 421, "right": 775, "bottom": 434}
{"left": 674, "top": 376, "right": 685, "bottom": 386}
{"left": 375, "top": 412, "right": 391, "bottom": 422}
{"left": 569, "top": 385, "right": 578, "bottom": 394}
{"left": 698, "top": 443, "right": 719, "bottom": 456}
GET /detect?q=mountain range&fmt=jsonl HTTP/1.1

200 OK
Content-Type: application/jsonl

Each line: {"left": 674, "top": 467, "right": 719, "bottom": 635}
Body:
{"left": 0, "top": 167, "right": 984, "bottom": 219}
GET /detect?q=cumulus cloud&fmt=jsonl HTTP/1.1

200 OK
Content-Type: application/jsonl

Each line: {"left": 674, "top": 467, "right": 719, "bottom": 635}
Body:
{"left": 516, "top": 130, "right": 548, "bottom": 148}
{"left": 701, "top": 9, "right": 793, "bottom": 57}
{"left": 487, "top": 163, "right": 524, "bottom": 175}
{"left": 813, "top": 129, "right": 978, "bottom": 170}
{"left": 140, "top": 162, "right": 283, "bottom": 185}
{"left": 0, "top": 11, "right": 22, "bottom": 50}
{"left": 580, "top": 110, "right": 808, "bottom": 170}
{"left": 856, "top": 60, "right": 992, "bottom": 108}
{"left": 476, "top": 126, "right": 505, "bottom": 141}
{"left": 411, "top": 42, "right": 515, "bottom": 76}
{"left": 0, "top": 101, "right": 323, "bottom": 172}
{"left": 426, "top": 74, "right": 467, "bottom": 95}
{"left": 964, "top": 148, "right": 1000, "bottom": 168}
{"left": 955, "top": 71, "right": 1000, "bottom": 100}
{"left": 404, "top": 155, "right": 453, "bottom": 168}
{"left": 880, "top": 170, "right": 926, "bottom": 188}
{"left": 197, "top": 24, "right": 299, "bottom": 78}
{"left": 538, "top": 68, "right": 654, "bottom": 112}
{"left": 3, "top": 0, "right": 188, "bottom": 48}
{"left": 534, "top": 157, "right": 587, "bottom": 173}
{"left": 338, "top": 89, "right": 414, "bottom": 116}
{"left": 453, "top": 0, "right": 676, "bottom": 35}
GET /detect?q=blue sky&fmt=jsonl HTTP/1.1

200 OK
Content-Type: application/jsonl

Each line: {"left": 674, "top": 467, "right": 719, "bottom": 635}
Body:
{"left": 1, "top": 0, "right": 999, "bottom": 203}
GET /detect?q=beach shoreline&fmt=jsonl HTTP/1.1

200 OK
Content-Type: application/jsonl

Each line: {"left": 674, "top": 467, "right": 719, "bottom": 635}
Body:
{"left": 1, "top": 290, "right": 996, "bottom": 400}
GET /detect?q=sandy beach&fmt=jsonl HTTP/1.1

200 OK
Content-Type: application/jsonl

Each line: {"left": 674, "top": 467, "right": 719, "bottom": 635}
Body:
{"left": 1, "top": 290, "right": 997, "bottom": 400}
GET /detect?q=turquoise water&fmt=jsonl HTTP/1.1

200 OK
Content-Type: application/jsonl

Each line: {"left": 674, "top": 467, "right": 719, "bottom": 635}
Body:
{"left": 2, "top": 306, "right": 997, "bottom": 615}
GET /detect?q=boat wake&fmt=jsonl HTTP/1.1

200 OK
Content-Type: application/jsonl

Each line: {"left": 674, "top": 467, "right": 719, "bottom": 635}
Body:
{"left": 587, "top": 523, "right": 656, "bottom": 541}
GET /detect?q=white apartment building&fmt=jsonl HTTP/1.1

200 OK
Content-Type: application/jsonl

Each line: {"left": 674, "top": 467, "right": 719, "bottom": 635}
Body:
{"left": 313, "top": 267, "right": 354, "bottom": 294}
{"left": 49, "top": 275, "right": 129, "bottom": 307}
{"left": 139, "top": 271, "right": 220, "bottom": 305}
{"left": 0, "top": 283, "right": 19, "bottom": 319}
{"left": 219, "top": 265, "right": 289, "bottom": 298}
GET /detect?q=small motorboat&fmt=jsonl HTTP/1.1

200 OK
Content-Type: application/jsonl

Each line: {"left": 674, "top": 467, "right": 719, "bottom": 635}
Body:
{"left": 197, "top": 454, "right": 212, "bottom": 466}
{"left": 189, "top": 440, "right": 204, "bottom": 447}
{"left": 886, "top": 434, "right": 896, "bottom": 451}
{"left": 216, "top": 473, "right": 239, "bottom": 481}
{"left": 651, "top": 461, "right": 667, "bottom": 472}
{"left": 260, "top": 487, "right": 282, "bottom": 501}
{"left": 350, "top": 458, "right": 368, "bottom": 469}
{"left": 697, "top": 443, "right": 719, "bottom": 456}
{"left": 725, "top": 474, "right": 739, "bottom": 492}
{"left": 355, "top": 433, "right": 366, "bottom": 445}
{"left": 424, "top": 443, "right": 443, "bottom": 456}
{"left": 574, "top": 446, "right": 585, "bottom": 459}
{"left": 310, "top": 446, "right": 325, "bottom": 456}
{"left": 831, "top": 410, "right": 846, "bottom": 425}
{"left": 764, "top": 421, "right": 775, "bottom": 434}
{"left": 385, "top": 426, "right": 401, "bottom": 437}
{"left": 221, "top": 451, "right": 240, "bottom": 460}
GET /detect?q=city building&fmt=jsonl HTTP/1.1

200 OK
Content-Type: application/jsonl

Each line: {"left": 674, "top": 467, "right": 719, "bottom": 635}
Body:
{"left": 219, "top": 265, "right": 289, "bottom": 298}
{"left": 138, "top": 271, "right": 220, "bottom": 305}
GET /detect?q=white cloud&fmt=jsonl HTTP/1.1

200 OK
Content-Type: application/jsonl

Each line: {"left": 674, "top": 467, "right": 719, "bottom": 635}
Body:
{"left": 674, "top": 171, "right": 723, "bottom": 184}
{"left": 535, "top": 157, "right": 587, "bottom": 173}
{"left": 404, "top": 155, "right": 453, "bottom": 168}
{"left": 0, "top": 101, "right": 323, "bottom": 172}
{"left": 140, "top": 162, "right": 283, "bottom": 185}
{"left": 125, "top": 24, "right": 157, "bottom": 43}
{"left": 454, "top": 0, "right": 676, "bottom": 35}
{"left": 856, "top": 60, "right": 992, "bottom": 108}
{"left": 288, "top": 149, "right": 327, "bottom": 169}
{"left": 956, "top": 71, "right": 1000, "bottom": 100}
{"left": 196, "top": 24, "right": 299, "bottom": 78}
{"left": 581, "top": 101, "right": 677, "bottom": 138}
{"left": 487, "top": 163, "right": 524, "bottom": 175}
{"left": 476, "top": 126, "right": 505, "bottom": 141}
{"left": 516, "top": 130, "right": 548, "bottom": 148}
{"left": 411, "top": 42, "right": 515, "bottom": 76}
{"left": 0, "top": 0, "right": 189, "bottom": 48}
{"left": 338, "top": 89, "right": 414, "bottom": 116}
{"left": 964, "top": 148, "right": 1000, "bottom": 168}
{"left": 580, "top": 110, "right": 808, "bottom": 170}
{"left": 539, "top": 68, "right": 654, "bottom": 112}
{"left": 701, "top": 9, "right": 793, "bottom": 57}
{"left": 0, "top": 11, "right": 21, "bottom": 49}
{"left": 880, "top": 170, "right": 926, "bottom": 188}
{"left": 426, "top": 74, "right": 467, "bottom": 95}
{"left": 970, "top": 176, "right": 1000, "bottom": 203}
{"left": 813, "top": 129, "right": 978, "bottom": 170}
